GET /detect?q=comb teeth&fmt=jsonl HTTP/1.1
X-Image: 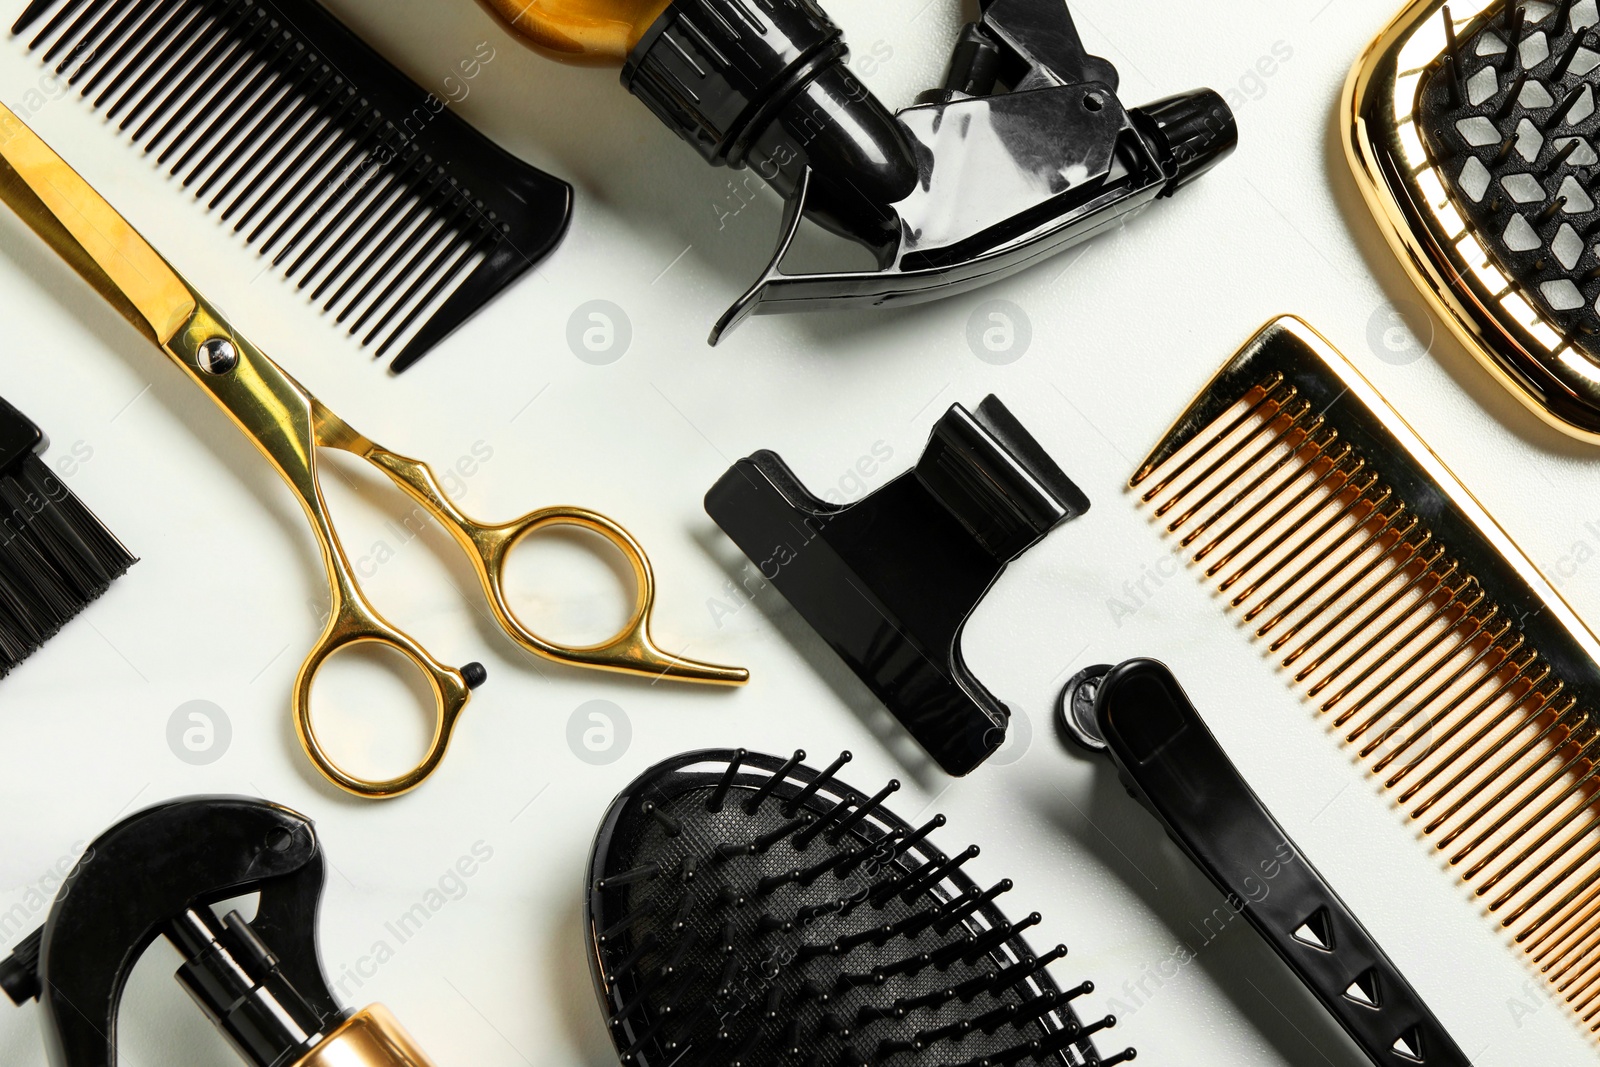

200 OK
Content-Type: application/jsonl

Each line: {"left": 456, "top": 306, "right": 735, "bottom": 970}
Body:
{"left": 1135, "top": 317, "right": 1600, "bottom": 1039}
{"left": 586, "top": 749, "right": 1133, "bottom": 1067}
{"left": 1419, "top": 1, "right": 1600, "bottom": 354}
{"left": 12, "top": 0, "right": 571, "bottom": 371}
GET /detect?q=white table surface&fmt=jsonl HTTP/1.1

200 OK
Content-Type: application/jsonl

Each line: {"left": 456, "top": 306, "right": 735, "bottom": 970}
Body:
{"left": 0, "top": 0, "right": 1595, "bottom": 1064}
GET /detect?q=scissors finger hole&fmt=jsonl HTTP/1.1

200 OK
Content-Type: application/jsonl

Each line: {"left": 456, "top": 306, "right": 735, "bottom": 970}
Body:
{"left": 502, "top": 524, "right": 642, "bottom": 647}
{"left": 307, "top": 642, "right": 442, "bottom": 782}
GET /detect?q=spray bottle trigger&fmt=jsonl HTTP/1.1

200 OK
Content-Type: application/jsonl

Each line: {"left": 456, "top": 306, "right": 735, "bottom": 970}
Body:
{"left": 711, "top": 167, "right": 815, "bottom": 345}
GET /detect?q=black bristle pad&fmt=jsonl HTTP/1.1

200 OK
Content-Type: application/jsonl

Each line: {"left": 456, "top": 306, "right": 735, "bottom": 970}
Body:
{"left": 11, "top": 0, "right": 572, "bottom": 371}
{"left": 587, "top": 750, "right": 1130, "bottom": 1067}
{"left": 1419, "top": 1, "right": 1600, "bottom": 350}
{"left": 0, "top": 453, "right": 136, "bottom": 676}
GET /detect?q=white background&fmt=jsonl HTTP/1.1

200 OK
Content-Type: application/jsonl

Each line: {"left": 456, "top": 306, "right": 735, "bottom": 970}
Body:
{"left": 0, "top": 0, "right": 1595, "bottom": 1064}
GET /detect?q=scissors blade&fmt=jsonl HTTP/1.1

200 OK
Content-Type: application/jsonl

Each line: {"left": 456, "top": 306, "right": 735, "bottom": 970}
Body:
{"left": 0, "top": 103, "right": 195, "bottom": 344}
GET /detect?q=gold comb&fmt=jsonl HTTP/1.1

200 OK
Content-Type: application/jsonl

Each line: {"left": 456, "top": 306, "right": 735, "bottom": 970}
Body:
{"left": 1135, "top": 316, "right": 1600, "bottom": 1037}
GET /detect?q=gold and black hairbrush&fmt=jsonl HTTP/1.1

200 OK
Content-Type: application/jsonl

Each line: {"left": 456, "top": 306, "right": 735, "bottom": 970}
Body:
{"left": 1348, "top": 0, "right": 1600, "bottom": 441}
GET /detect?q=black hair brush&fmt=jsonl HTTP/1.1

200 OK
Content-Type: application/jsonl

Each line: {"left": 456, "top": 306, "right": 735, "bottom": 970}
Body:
{"left": 586, "top": 748, "right": 1134, "bottom": 1067}
{"left": 0, "top": 395, "right": 135, "bottom": 678}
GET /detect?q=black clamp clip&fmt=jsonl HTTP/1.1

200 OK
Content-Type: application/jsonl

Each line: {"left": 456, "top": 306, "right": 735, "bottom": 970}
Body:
{"left": 1059, "top": 660, "right": 1472, "bottom": 1067}
{"left": 707, "top": 395, "right": 1089, "bottom": 775}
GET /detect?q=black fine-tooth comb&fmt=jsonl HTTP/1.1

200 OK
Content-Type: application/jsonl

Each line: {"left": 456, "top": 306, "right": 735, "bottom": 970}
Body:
{"left": 11, "top": 0, "right": 572, "bottom": 372}
{"left": 1135, "top": 316, "right": 1600, "bottom": 1041}
{"left": 586, "top": 748, "right": 1135, "bottom": 1067}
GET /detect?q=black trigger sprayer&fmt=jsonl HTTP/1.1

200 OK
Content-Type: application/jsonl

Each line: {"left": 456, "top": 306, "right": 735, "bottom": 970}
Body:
{"left": 0, "top": 796, "right": 436, "bottom": 1067}
{"left": 478, "top": 0, "right": 1238, "bottom": 341}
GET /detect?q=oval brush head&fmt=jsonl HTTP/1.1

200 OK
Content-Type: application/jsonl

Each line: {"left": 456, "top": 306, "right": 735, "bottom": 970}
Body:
{"left": 585, "top": 748, "right": 1134, "bottom": 1067}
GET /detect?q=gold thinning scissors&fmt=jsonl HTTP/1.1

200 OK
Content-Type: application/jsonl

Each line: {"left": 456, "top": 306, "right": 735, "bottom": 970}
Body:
{"left": 0, "top": 104, "right": 746, "bottom": 799}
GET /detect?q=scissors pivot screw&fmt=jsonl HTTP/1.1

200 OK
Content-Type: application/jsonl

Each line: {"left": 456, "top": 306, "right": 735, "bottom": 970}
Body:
{"left": 196, "top": 337, "right": 239, "bottom": 375}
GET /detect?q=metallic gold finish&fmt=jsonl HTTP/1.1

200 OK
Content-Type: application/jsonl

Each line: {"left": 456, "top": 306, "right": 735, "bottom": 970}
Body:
{"left": 1341, "top": 605, "right": 1499, "bottom": 738}
{"left": 1540, "top": 906, "right": 1600, "bottom": 966}
{"left": 0, "top": 104, "right": 748, "bottom": 799}
{"left": 1164, "top": 406, "right": 1316, "bottom": 530}
{"left": 1225, "top": 476, "right": 1381, "bottom": 601}
{"left": 1344, "top": 0, "right": 1600, "bottom": 442}
{"left": 1419, "top": 691, "right": 1574, "bottom": 828}
{"left": 1524, "top": 866, "right": 1600, "bottom": 944}
{"left": 1260, "top": 508, "right": 1414, "bottom": 643}
{"left": 1445, "top": 736, "right": 1596, "bottom": 855}
{"left": 1181, "top": 426, "right": 1332, "bottom": 547}
{"left": 1354, "top": 611, "right": 1505, "bottom": 744}
{"left": 1273, "top": 520, "right": 1423, "bottom": 655}
{"left": 1318, "top": 576, "right": 1478, "bottom": 711}
{"left": 294, "top": 1006, "right": 434, "bottom": 1067}
{"left": 475, "top": 0, "right": 673, "bottom": 63}
{"left": 1204, "top": 455, "right": 1363, "bottom": 577}
{"left": 1295, "top": 552, "right": 1448, "bottom": 683}
{"left": 1193, "top": 440, "right": 1350, "bottom": 562}
{"left": 0, "top": 105, "right": 193, "bottom": 341}
{"left": 1497, "top": 838, "right": 1600, "bottom": 921}
{"left": 1530, "top": 891, "right": 1600, "bottom": 956}
{"left": 1181, "top": 428, "right": 1321, "bottom": 546}
{"left": 1374, "top": 638, "right": 1524, "bottom": 777}
{"left": 1234, "top": 480, "right": 1385, "bottom": 611}
{"left": 1156, "top": 395, "right": 1302, "bottom": 518}
{"left": 1471, "top": 778, "right": 1600, "bottom": 886}
{"left": 1132, "top": 373, "right": 1284, "bottom": 491}
{"left": 1401, "top": 673, "right": 1559, "bottom": 805}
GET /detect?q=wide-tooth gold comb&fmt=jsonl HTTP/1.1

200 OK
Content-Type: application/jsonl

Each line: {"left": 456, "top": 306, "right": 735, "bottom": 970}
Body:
{"left": 1135, "top": 316, "right": 1600, "bottom": 1038}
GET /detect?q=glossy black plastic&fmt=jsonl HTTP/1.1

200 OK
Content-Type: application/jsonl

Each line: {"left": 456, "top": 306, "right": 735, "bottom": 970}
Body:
{"left": 1061, "top": 660, "right": 1471, "bottom": 1067}
{"left": 705, "top": 396, "right": 1089, "bottom": 775}
{"left": 0, "top": 396, "right": 44, "bottom": 471}
{"left": 624, "top": 0, "right": 1237, "bottom": 341}
{"left": 0, "top": 796, "right": 346, "bottom": 1067}
{"left": 585, "top": 748, "right": 1130, "bottom": 1066}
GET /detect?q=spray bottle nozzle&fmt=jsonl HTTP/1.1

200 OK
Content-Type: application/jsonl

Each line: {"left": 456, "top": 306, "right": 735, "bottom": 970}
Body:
{"left": 484, "top": 0, "right": 1237, "bottom": 342}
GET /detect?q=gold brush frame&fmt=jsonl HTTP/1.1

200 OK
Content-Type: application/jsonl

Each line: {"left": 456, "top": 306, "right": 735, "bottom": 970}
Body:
{"left": 1345, "top": 0, "right": 1600, "bottom": 442}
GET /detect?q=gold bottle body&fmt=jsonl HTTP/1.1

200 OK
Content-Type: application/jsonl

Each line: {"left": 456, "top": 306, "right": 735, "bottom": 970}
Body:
{"left": 293, "top": 1005, "right": 436, "bottom": 1067}
{"left": 474, "top": 0, "right": 673, "bottom": 63}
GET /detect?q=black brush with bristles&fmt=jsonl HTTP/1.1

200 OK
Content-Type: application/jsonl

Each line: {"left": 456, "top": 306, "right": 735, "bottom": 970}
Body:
{"left": 0, "top": 395, "right": 135, "bottom": 677}
{"left": 586, "top": 748, "right": 1134, "bottom": 1067}
{"left": 10, "top": 0, "right": 572, "bottom": 372}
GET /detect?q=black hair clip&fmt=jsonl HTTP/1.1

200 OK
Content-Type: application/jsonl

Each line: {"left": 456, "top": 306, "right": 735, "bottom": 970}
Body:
{"left": 706, "top": 396, "right": 1089, "bottom": 775}
{"left": 1059, "top": 659, "right": 1471, "bottom": 1067}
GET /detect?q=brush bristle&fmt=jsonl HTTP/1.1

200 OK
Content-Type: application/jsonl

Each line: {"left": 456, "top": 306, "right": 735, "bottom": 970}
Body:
{"left": 587, "top": 750, "right": 1133, "bottom": 1067}
{"left": 0, "top": 452, "right": 135, "bottom": 676}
